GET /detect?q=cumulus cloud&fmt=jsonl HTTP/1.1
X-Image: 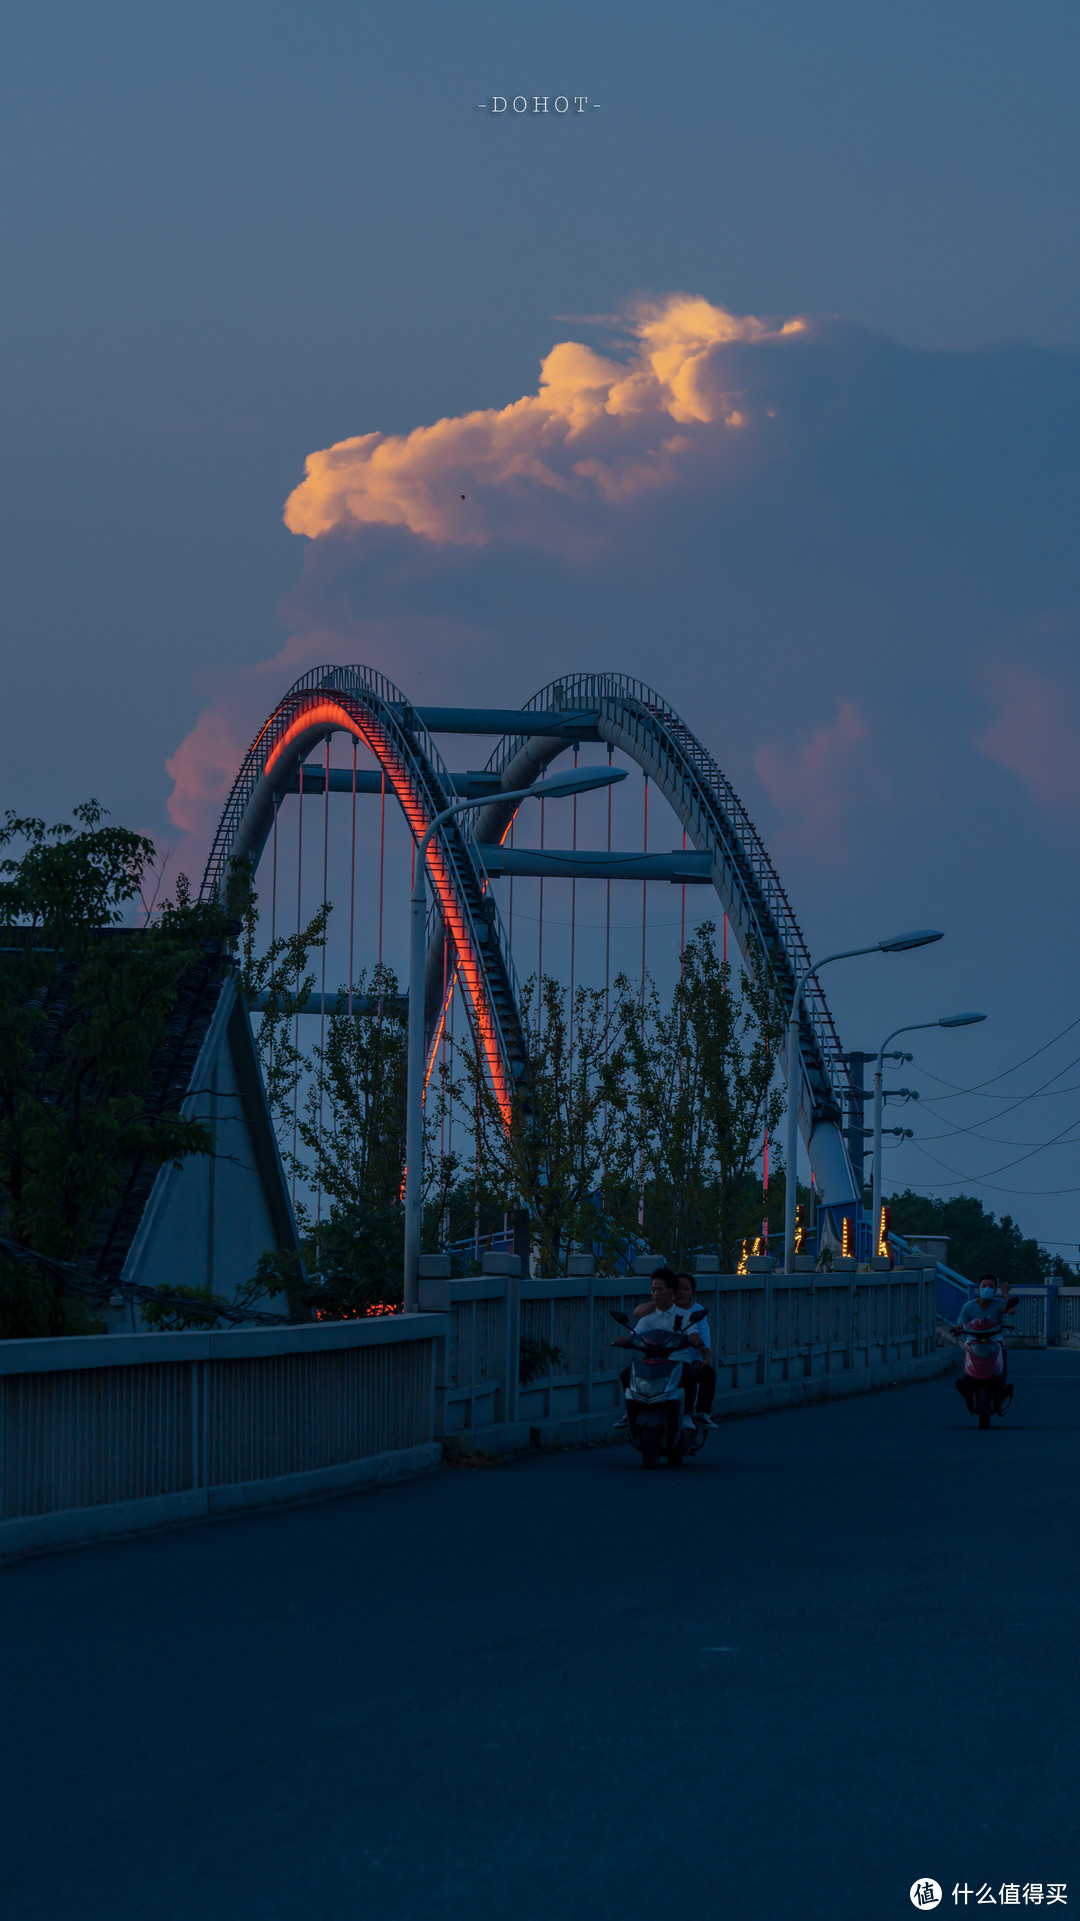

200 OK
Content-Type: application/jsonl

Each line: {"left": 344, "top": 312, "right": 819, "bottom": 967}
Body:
{"left": 283, "top": 296, "right": 804, "bottom": 550}
{"left": 166, "top": 294, "right": 1080, "bottom": 892}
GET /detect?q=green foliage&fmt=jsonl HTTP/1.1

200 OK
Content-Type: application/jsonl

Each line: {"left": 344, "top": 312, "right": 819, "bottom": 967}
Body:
{"left": 293, "top": 965, "right": 411, "bottom": 1219}
{"left": 457, "top": 972, "right": 639, "bottom": 1278}
{"left": 139, "top": 1283, "right": 232, "bottom": 1331}
{"left": 444, "top": 929, "right": 786, "bottom": 1276}
{"left": 246, "top": 954, "right": 451, "bottom": 1317}
{"left": 886, "top": 1188, "right": 1079, "bottom": 1287}
{"left": 239, "top": 890, "right": 332, "bottom": 1124}
{"left": 0, "top": 1257, "right": 105, "bottom": 1339}
{"left": 619, "top": 924, "right": 787, "bottom": 1268}
{"left": 251, "top": 1207, "right": 405, "bottom": 1320}
{"left": 518, "top": 1336, "right": 564, "bottom": 1384}
{"left": 0, "top": 800, "right": 157, "bottom": 944}
{"left": 423, "top": 1174, "right": 513, "bottom": 1271}
{"left": 0, "top": 804, "right": 222, "bottom": 1336}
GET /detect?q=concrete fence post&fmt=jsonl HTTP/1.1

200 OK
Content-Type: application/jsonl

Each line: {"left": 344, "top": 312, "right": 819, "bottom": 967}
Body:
{"left": 481, "top": 1251, "right": 521, "bottom": 1426}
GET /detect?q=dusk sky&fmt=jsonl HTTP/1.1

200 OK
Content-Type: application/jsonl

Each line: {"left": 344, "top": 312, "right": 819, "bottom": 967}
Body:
{"left": 5, "top": 0, "right": 1080, "bottom": 1246}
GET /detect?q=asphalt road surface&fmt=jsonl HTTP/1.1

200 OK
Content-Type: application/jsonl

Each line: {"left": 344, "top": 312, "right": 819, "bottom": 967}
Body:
{"left": 2, "top": 1351, "right": 1078, "bottom": 1921}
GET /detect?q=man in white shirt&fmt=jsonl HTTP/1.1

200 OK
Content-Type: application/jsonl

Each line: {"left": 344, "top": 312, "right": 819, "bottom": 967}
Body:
{"left": 613, "top": 1267, "right": 680, "bottom": 1426}
{"left": 632, "top": 1266, "right": 681, "bottom": 1334}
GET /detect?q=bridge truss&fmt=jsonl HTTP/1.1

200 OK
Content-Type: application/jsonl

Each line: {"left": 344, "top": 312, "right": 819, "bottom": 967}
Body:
{"left": 202, "top": 664, "right": 858, "bottom": 1203}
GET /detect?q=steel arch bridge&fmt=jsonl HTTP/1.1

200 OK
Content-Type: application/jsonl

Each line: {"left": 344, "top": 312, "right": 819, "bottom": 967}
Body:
{"left": 202, "top": 664, "right": 858, "bottom": 1204}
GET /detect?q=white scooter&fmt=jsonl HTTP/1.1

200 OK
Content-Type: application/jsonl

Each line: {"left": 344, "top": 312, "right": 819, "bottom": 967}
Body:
{"left": 610, "top": 1307, "right": 709, "bottom": 1469}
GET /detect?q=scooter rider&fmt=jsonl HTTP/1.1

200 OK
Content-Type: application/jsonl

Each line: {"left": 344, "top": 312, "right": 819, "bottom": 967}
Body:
{"left": 613, "top": 1267, "right": 681, "bottom": 1427}
{"left": 953, "top": 1273, "right": 1015, "bottom": 1399}
{"left": 632, "top": 1271, "right": 715, "bottom": 1423}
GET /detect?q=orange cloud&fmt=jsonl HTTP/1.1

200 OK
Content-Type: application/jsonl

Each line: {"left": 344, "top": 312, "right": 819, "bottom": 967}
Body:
{"left": 283, "top": 295, "right": 805, "bottom": 549}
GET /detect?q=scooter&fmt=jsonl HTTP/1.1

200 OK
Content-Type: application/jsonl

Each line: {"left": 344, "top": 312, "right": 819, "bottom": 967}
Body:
{"left": 953, "top": 1315, "right": 1014, "bottom": 1429}
{"left": 610, "top": 1307, "right": 709, "bottom": 1469}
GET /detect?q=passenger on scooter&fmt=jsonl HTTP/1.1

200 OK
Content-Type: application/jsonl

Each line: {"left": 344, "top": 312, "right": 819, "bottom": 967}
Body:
{"left": 672, "top": 1272, "right": 718, "bottom": 1429}
{"left": 622, "top": 1268, "right": 710, "bottom": 1431}
{"left": 953, "top": 1273, "right": 1015, "bottom": 1398}
{"left": 613, "top": 1268, "right": 680, "bottom": 1426}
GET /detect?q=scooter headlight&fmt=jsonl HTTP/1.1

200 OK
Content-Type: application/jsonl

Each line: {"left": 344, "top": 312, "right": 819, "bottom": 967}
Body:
{"left": 630, "top": 1375, "right": 670, "bottom": 1398}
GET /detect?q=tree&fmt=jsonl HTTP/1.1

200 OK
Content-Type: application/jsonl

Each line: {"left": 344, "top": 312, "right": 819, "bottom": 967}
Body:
{"left": 241, "top": 922, "right": 456, "bottom": 1314}
{"left": 0, "top": 804, "right": 220, "bottom": 1337}
{"left": 239, "top": 890, "right": 331, "bottom": 1132}
{"left": 619, "top": 923, "right": 787, "bottom": 1269}
{"left": 457, "top": 973, "right": 639, "bottom": 1277}
{"left": 886, "top": 1188, "right": 1078, "bottom": 1287}
{"left": 293, "top": 965, "right": 410, "bottom": 1222}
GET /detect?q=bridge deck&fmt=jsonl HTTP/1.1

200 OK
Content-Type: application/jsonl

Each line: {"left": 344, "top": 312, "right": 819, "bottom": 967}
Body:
{"left": 5, "top": 1355, "right": 1073, "bottom": 1918}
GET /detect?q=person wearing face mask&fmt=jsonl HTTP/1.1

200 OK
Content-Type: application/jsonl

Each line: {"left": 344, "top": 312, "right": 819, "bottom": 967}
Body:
{"left": 953, "top": 1273, "right": 1016, "bottom": 1396}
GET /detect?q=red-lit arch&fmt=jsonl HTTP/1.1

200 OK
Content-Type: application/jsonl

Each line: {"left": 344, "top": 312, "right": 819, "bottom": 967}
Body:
{"left": 205, "top": 677, "right": 517, "bottom": 1125}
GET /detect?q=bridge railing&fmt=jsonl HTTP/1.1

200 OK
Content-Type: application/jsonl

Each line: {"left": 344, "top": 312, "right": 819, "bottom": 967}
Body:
{"left": 1057, "top": 1288, "right": 1080, "bottom": 1344}
{"left": 436, "top": 1266, "right": 939, "bottom": 1436}
{"left": 0, "top": 1315, "right": 446, "bottom": 1560}
{"left": 1, "top": 1264, "right": 941, "bottom": 1560}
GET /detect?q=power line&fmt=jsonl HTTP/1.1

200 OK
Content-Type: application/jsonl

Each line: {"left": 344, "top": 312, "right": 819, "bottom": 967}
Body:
{"left": 895, "top": 1140, "right": 1080, "bottom": 1196}
{"left": 903, "top": 1111, "right": 1080, "bottom": 1185}
{"left": 911, "top": 1014, "right": 1080, "bottom": 1098}
{"left": 913, "top": 1052, "right": 1080, "bottom": 1139}
{"left": 918, "top": 1080, "right": 1080, "bottom": 1105}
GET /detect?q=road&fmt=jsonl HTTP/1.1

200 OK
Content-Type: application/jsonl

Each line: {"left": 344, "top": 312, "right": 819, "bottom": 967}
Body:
{"left": 2, "top": 1352, "right": 1078, "bottom": 1921}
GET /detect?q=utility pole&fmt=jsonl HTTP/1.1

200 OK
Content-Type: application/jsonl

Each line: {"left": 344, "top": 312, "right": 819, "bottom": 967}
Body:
{"left": 842, "top": 1050, "right": 876, "bottom": 1194}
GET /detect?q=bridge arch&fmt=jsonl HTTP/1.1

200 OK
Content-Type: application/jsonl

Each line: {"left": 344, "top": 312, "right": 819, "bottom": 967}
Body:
{"left": 200, "top": 664, "right": 528, "bottom": 1122}
{"left": 204, "top": 665, "right": 857, "bottom": 1204}
{"left": 465, "top": 673, "right": 857, "bottom": 1204}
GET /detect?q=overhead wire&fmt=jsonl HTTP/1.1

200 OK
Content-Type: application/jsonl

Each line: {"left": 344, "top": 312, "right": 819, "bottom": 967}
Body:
{"left": 911, "top": 1049, "right": 1080, "bottom": 1144}
{"left": 903, "top": 1107, "right": 1080, "bottom": 1185}
{"left": 911, "top": 1014, "right": 1080, "bottom": 1098}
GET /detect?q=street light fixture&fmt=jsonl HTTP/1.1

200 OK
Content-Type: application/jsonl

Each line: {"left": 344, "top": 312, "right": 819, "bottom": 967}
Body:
{"left": 870, "top": 1011, "right": 986, "bottom": 1262}
{"left": 782, "top": 930, "right": 944, "bottom": 1274}
{"left": 403, "top": 765, "right": 628, "bottom": 1311}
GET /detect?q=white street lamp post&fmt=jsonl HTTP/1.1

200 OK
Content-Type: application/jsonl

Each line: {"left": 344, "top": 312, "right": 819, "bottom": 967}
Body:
{"left": 870, "top": 1011, "right": 986, "bottom": 1263}
{"left": 782, "top": 931, "right": 944, "bottom": 1275}
{"left": 403, "top": 766, "right": 627, "bottom": 1312}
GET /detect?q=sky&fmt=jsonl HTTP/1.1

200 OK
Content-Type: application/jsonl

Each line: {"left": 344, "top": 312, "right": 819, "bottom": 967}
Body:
{"left": 3, "top": 0, "right": 1080, "bottom": 1248}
